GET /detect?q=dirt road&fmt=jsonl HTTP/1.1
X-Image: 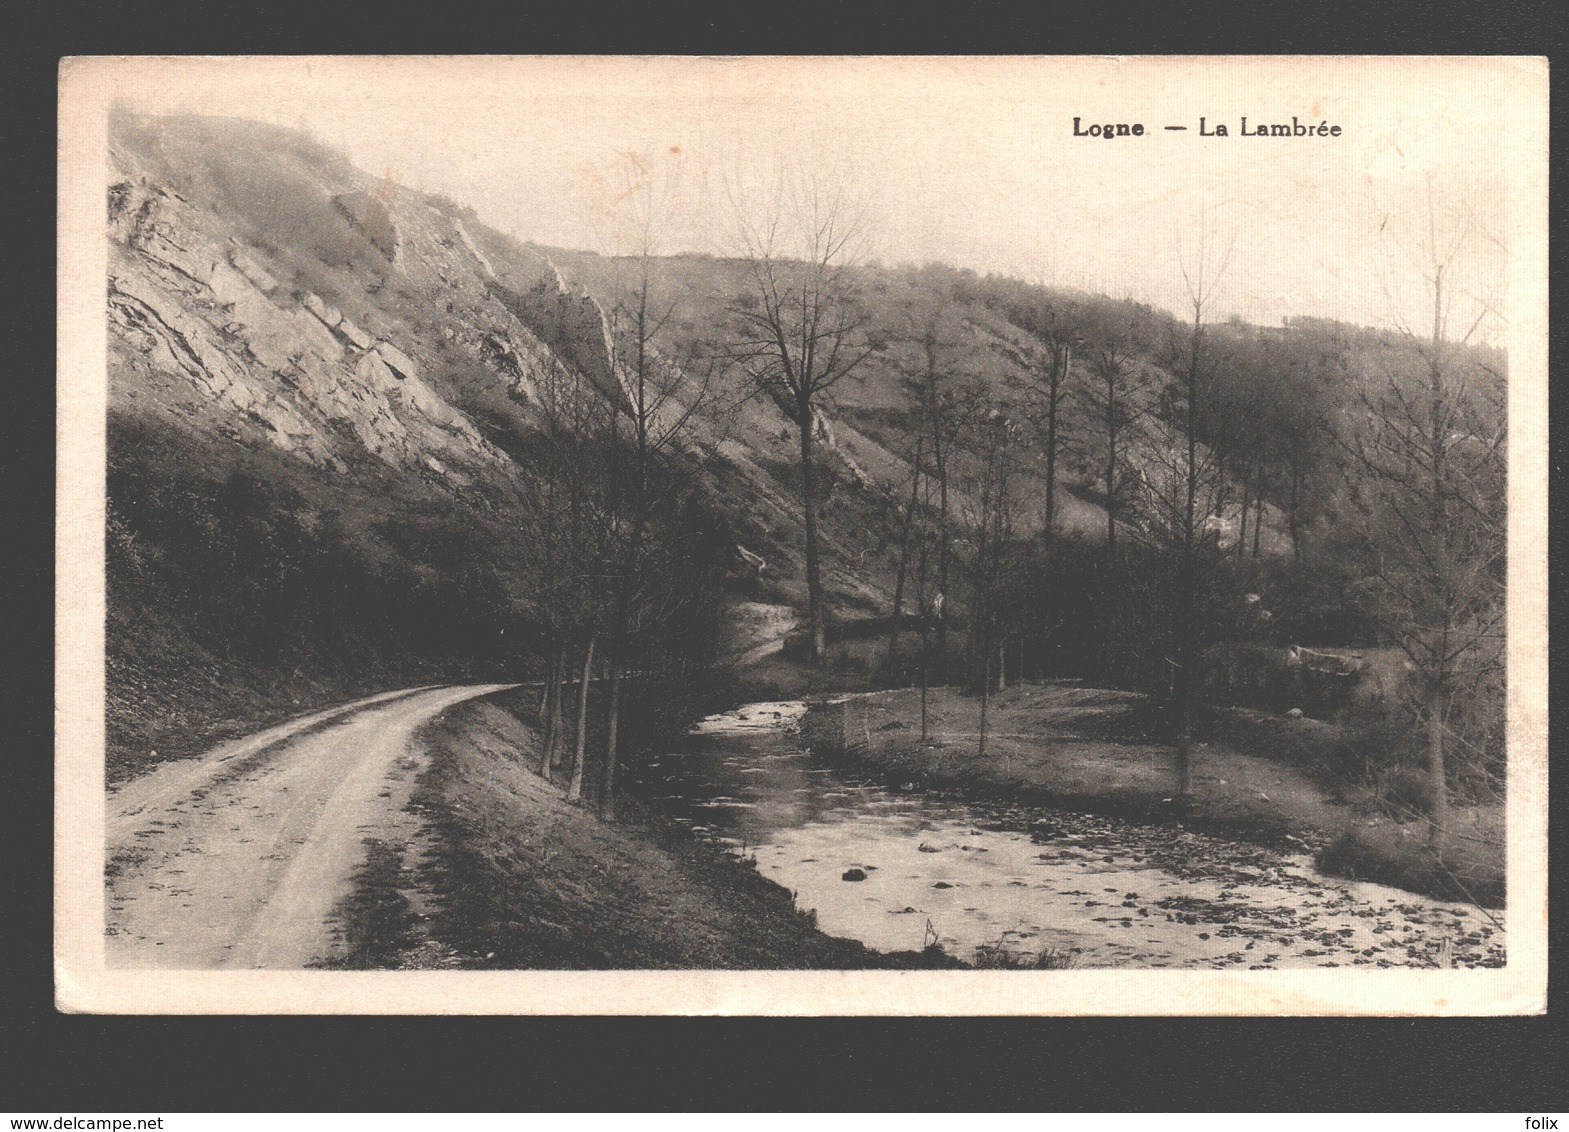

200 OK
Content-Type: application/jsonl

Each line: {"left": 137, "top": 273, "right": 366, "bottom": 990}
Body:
{"left": 105, "top": 683, "right": 517, "bottom": 969}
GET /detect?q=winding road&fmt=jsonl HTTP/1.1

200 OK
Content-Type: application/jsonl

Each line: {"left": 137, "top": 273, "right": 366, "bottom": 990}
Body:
{"left": 105, "top": 683, "right": 517, "bottom": 969}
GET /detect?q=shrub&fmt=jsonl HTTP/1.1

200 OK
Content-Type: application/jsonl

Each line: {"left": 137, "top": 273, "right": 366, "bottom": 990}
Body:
{"left": 1315, "top": 825, "right": 1503, "bottom": 909}
{"left": 971, "top": 937, "right": 1078, "bottom": 969}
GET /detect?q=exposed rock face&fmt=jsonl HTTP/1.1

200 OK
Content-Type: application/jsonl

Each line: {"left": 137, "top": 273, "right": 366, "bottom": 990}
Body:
{"left": 454, "top": 219, "right": 495, "bottom": 279}
{"left": 334, "top": 317, "right": 375, "bottom": 351}
{"left": 107, "top": 139, "right": 523, "bottom": 485}
{"left": 514, "top": 264, "right": 625, "bottom": 409}
{"left": 333, "top": 188, "right": 402, "bottom": 262}
{"left": 105, "top": 111, "right": 910, "bottom": 637}
{"left": 303, "top": 292, "right": 342, "bottom": 327}
{"left": 373, "top": 342, "right": 419, "bottom": 382}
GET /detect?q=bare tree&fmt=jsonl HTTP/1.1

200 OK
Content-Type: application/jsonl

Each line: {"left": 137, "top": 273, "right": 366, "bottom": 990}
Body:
{"left": 893, "top": 286, "right": 967, "bottom": 671}
{"left": 912, "top": 448, "right": 938, "bottom": 741}
{"left": 592, "top": 153, "right": 722, "bottom": 817}
{"left": 1342, "top": 177, "right": 1507, "bottom": 847}
{"left": 525, "top": 352, "right": 594, "bottom": 782}
{"left": 1008, "top": 300, "right": 1080, "bottom": 539}
{"left": 1074, "top": 301, "right": 1155, "bottom": 554}
{"left": 1127, "top": 209, "right": 1234, "bottom": 797}
{"left": 885, "top": 283, "right": 966, "bottom": 671}
{"left": 727, "top": 171, "right": 878, "bottom": 664}
{"left": 884, "top": 434, "right": 924, "bottom": 669}
{"left": 961, "top": 406, "right": 1025, "bottom": 759}
{"left": 518, "top": 313, "right": 618, "bottom": 804}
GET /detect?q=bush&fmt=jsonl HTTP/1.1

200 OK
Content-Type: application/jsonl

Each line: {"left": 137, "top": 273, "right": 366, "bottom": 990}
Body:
{"left": 970, "top": 938, "right": 1078, "bottom": 969}
{"left": 1377, "top": 764, "right": 1435, "bottom": 817}
{"left": 106, "top": 413, "right": 532, "bottom": 684}
{"left": 1315, "top": 825, "right": 1503, "bottom": 909}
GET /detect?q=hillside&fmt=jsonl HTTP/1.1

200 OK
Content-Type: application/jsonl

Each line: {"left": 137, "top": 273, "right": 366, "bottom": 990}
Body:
{"left": 106, "top": 111, "right": 917, "bottom": 776}
{"left": 103, "top": 110, "right": 1504, "bottom": 782}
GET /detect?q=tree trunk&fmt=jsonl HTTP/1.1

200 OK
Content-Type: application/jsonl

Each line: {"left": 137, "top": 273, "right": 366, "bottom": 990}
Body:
{"left": 936, "top": 443, "right": 950, "bottom": 669}
{"left": 1427, "top": 684, "right": 1449, "bottom": 848}
{"left": 919, "top": 619, "right": 931, "bottom": 742}
{"left": 1237, "top": 479, "right": 1251, "bottom": 560}
{"left": 1174, "top": 306, "right": 1201, "bottom": 799}
{"left": 1174, "top": 566, "right": 1196, "bottom": 800}
{"left": 1288, "top": 462, "right": 1303, "bottom": 561}
{"left": 997, "top": 640, "right": 1007, "bottom": 693}
{"left": 886, "top": 443, "right": 922, "bottom": 670}
{"left": 538, "top": 652, "right": 553, "bottom": 778}
{"left": 555, "top": 649, "right": 574, "bottom": 772}
{"left": 567, "top": 634, "right": 596, "bottom": 804}
{"left": 1105, "top": 409, "right": 1118, "bottom": 551}
{"left": 887, "top": 552, "right": 908, "bottom": 669}
{"left": 1043, "top": 344, "right": 1065, "bottom": 538}
{"left": 978, "top": 644, "right": 992, "bottom": 759}
{"left": 600, "top": 658, "right": 622, "bottom": 820}
{"left": 539, "top": 647, "right": 562, "bottom": 779}
{"left": 1252, "top": 491, "right": 1264, "bottom": 558}
{"left": 1424, "top": 266, "right": 1451, "bottom": 850}
{"left": 799, "top": 410, "right": 826, "bottom": 664}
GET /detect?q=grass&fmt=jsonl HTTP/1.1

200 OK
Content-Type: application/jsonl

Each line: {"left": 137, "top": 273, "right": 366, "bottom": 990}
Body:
{"left": 1315, "top": 825, "right": 1505, "bottom": 911}
{"left": 311, "top": 838, "right": 426, "bottom": 969}
{"left": 970, "top": 938, "right": 1079, "bottom": 969}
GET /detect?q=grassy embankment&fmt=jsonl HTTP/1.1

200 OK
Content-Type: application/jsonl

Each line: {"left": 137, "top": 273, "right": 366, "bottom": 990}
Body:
{"left": 103, "top": 411, "right": 535, "bottom": 787}
{"left": 318, "top": 689, "right": 959, "bottom": 970}
{"left": 800, "top": 683, "right": 1505, "bottom": 909}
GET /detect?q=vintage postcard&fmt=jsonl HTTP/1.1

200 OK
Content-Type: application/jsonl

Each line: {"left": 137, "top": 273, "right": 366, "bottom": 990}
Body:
{"left": 56, "top": 55, "right": 1547, "bottom": 1014}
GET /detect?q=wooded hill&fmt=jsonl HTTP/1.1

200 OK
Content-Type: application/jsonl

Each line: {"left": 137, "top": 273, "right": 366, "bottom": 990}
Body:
{"left": 105, "top": 110, "right": 1506, "bottom": 837}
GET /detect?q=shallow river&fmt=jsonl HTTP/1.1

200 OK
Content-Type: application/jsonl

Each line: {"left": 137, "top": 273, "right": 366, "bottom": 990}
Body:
{"left": 626, "top": 701, "right": 1505, "bottom": 969}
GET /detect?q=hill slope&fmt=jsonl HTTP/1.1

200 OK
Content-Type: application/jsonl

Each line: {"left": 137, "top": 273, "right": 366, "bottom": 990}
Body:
{"left": 103, "top": 111, "right": 1504, "bottom": 779}
{"left": 105, "top": 112, "right": 916, "bottom": 776}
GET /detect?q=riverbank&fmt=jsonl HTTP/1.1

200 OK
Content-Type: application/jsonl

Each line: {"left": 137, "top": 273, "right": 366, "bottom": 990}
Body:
{"left": 799, "top": 683, "right": 1505, "bottom": 909}
{"left": 318, "top": 691, "right": 958, "bottom": 969}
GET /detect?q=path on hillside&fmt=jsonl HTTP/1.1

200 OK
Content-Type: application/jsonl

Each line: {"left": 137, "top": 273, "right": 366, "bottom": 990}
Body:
{"left": 105, "top": 683, "right": 517, "bottom": 969}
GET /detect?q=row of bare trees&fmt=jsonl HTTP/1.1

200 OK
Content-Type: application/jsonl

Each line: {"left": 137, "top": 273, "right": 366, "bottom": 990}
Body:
{"left": 543, "top": 156, "right": 1505, "bottom": 850}
{"left": 520, "top": 247, "right": 724, "bottom": 816}
{"left": 834, "top": 191, "right": 1503, "bottom": 849}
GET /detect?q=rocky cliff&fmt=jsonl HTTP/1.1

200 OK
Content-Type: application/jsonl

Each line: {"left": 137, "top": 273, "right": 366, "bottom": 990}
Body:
{"left": 104, "top": 112, "right": 914, "bottom": 776}
{"left": 109, "top": 121, "right": 558, "bottom": 487}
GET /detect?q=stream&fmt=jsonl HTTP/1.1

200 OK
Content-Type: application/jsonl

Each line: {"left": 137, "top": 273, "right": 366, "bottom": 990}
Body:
{"left": 625, "top": 701, "right": 1506, "bottom": 969}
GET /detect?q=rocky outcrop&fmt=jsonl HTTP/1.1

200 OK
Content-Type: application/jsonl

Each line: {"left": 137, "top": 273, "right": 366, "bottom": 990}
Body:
{"left": 454, "top": 219, "right": 496, "bottom": 279}
{"left": 333, "top": 189, "right": 402, "bottom": 262}
{"left": 105, "top": 111, "right": 933, "bottom": 671}
{"left": 303, "top": 292, "right": 342, "bottom": 328}
{"left": 333, "top": 316, "right": 375, "bottom": 351}
{"left": 373, "top": 342, "right": 419, "bottom": 382}
{"left": 470, "top": 328, "right": 546, "bottom": 404}
{"left": 517, "top": 264, "right": 624, "bottom": 407}
{"left": 107, "top": 141, "right": 520, "bottom": 486}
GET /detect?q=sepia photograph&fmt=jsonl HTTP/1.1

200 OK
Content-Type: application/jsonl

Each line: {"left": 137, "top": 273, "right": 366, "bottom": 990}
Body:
{"left": 55, "top": 55, "right": 1547, "bottom": 1015}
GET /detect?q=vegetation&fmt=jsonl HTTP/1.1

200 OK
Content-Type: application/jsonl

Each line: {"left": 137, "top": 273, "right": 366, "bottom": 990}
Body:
{"left": 105, "top": 111, "right": 1508, "bottom": 905}
{"left": 725, "top": 170, "right": 880, "bottom": 664}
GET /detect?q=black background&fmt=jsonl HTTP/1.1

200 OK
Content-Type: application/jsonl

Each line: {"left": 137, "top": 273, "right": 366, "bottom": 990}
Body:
{"left": 6, "top": 0, "right": 1566, "bottom": 1112}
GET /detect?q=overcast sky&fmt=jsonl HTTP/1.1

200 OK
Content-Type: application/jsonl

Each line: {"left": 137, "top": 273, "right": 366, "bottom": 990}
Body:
{"left": 108, "top": 56, "right": 1529, "bottom": 338}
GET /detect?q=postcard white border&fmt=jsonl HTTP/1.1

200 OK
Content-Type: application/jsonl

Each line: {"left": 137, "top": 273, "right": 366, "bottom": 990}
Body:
{"left": 56, "top": 55, "right": 1548, "bottom": 1015}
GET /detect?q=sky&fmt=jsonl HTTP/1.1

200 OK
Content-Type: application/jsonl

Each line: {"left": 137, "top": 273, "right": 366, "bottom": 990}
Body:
{"left": 103, "top": 56, "right": 1532, "bottom": 338}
